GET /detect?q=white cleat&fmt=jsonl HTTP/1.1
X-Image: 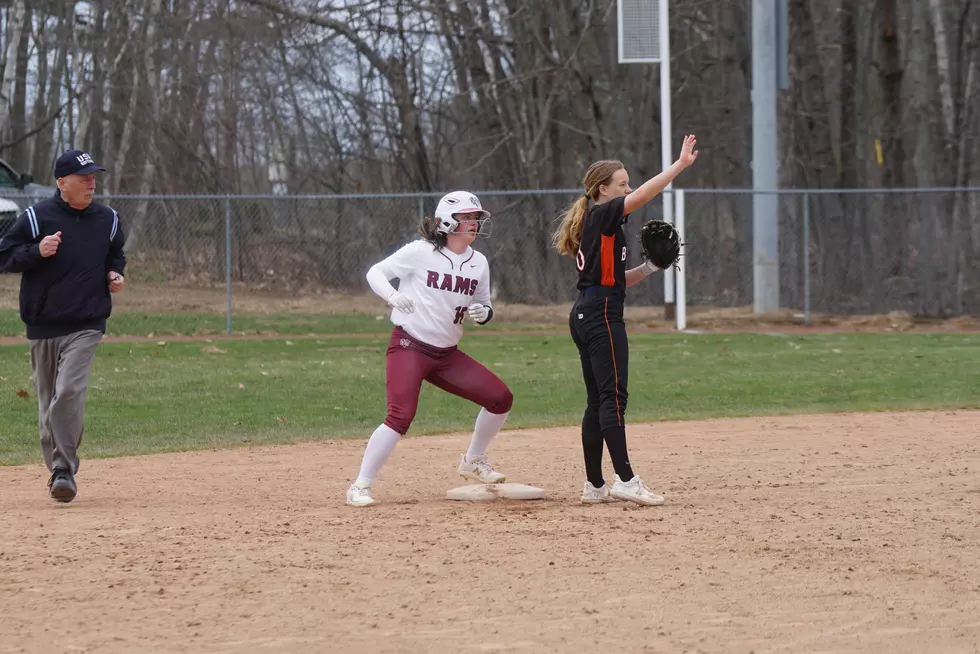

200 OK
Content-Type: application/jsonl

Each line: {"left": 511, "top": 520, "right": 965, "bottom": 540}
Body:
{"left": 458, "top": 455, "right": 506, "bottom": 484}
{"left": 581, "top": 481, "right": 620, "bottom": 504}
{"left": 346, "top": 483, "right": 376, "bottom": 507}
{"left": 610, "top": 475, "right": 665, "bottom": 506}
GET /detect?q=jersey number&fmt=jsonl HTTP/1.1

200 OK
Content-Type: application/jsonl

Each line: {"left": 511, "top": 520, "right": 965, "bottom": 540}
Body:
{"left": 453, "top": 306, "right": 467, "bottom": 324}
{"left": 622, "top": 246, "right": 627, "bottom": 261}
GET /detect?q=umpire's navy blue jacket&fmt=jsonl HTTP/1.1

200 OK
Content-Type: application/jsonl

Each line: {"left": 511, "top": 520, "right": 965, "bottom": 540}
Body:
{"left": 0, "top": 191, "right": 126, "bottom": 339}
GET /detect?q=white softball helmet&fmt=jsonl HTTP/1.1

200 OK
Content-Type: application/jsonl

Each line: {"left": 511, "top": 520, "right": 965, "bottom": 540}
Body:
{"left": 433, "top": 190, "right": 492, "bottom": 237}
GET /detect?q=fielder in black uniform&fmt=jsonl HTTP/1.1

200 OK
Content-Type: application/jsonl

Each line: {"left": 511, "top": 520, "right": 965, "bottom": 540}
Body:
{"left": 552, "top": 135, "right": 698, "bottom": 506}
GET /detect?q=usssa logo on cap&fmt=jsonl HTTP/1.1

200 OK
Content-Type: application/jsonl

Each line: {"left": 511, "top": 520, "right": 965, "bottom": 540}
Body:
{"left": 54, "top": 148, "right": 106, "bottom": 178}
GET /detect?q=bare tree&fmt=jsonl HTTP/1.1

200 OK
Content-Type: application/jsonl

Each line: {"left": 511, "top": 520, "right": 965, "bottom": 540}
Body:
{"left": 0, "top": 0, "right": 977, "bottom": 312}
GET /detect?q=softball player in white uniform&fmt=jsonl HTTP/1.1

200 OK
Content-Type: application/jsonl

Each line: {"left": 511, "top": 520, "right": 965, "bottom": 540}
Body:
{"left": 346, "top": 191, "right": 513, "bottom": 506}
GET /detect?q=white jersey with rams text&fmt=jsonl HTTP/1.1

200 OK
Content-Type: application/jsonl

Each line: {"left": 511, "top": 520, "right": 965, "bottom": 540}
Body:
{"left": 371, "top": 240, "right": 492, "bottom": 348}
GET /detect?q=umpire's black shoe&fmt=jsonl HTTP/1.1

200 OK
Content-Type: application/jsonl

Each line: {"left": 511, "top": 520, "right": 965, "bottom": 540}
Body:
{"left": 48, "top": 468, "right": 77, "bottom": 503}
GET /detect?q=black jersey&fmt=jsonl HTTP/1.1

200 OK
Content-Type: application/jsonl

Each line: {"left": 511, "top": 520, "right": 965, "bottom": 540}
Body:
{"left": 575, "top": 196, "right": 630, "bottom": 292}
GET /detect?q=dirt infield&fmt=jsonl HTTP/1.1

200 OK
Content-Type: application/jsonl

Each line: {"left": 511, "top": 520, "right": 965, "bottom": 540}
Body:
{"left": 2, "top": 410, "right": 979, "bottom": 653}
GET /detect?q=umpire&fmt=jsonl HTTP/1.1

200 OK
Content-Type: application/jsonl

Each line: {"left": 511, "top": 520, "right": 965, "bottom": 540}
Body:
{"left": 0, "top": 149, "right": 126, "bottom": 503}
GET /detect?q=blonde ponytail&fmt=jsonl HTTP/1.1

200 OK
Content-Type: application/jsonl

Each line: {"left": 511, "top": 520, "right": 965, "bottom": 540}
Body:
{"left": 553, "top": 159, "right": 626, "bottom": 257}
{"left": 552, "top": 196, "right": 590, "bottom": 257}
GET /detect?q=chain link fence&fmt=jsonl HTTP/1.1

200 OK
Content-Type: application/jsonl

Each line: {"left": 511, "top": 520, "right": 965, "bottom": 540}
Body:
{"left": 2, "top": 188, "right": 978, "bottom": 320}
{"left": 680, "top": 188, "right": 980, "bottom": 317}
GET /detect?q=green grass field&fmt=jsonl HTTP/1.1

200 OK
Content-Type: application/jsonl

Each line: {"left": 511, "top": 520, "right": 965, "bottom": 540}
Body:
{"left": 0, "top": 308, "right": 557, "bottom": 338}
{"left": 2, "top": 330, "right": 978, "bottom": 466}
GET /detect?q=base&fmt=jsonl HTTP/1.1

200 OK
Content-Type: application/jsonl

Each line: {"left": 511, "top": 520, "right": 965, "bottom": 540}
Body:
{"left": 445, "top": 483, "right": 547, "bottom": 502}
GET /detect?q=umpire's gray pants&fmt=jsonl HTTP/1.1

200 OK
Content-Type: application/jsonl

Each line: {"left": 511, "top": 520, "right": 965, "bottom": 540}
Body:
{"left": 29, "top": 330, "right": 103, "bottom": 474}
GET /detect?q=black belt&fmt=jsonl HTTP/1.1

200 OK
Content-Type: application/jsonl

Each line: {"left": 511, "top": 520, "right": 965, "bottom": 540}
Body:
{"left": 579, "top": 286, "right": 624, "bottom": 299}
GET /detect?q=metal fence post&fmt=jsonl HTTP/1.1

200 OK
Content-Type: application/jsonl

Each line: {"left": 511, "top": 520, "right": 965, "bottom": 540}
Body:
{"left": 225, "top": 196, "right": 232, "bottom": 335}
{"left": 803, "top": 191, "right": 810, "bottom": 327}
{"left": 675, "top": 189, "right": 686, "bottom": 331}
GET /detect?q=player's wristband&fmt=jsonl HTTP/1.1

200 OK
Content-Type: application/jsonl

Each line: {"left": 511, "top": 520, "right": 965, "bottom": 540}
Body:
{"left": 640, "top": 260, "right": 658, "bottom": 276}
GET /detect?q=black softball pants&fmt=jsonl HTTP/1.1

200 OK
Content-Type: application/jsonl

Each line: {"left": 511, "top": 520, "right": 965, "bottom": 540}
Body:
{"left": 569, "top": 287, "right": 635, "bottom": 488}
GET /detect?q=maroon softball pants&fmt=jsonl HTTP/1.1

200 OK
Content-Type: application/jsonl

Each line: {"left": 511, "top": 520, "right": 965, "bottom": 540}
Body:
{"left": 383, "top": 327, "right": 513, "bottom": 435}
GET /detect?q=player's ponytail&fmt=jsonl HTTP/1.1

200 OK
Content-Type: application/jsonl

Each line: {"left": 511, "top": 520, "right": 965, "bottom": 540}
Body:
{"left": 418, "top": 214, "right": 448, "bottom": 250}
{"left": 552, "top": 197, "right": 589, "bottom": 257}
{"left": 552, "top": 159, "right": 626, "bottom": 257}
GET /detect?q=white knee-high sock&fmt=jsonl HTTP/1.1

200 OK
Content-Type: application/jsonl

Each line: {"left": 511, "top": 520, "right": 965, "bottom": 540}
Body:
{"left": 355, "top": 424, "right": 401, "bottom": 486}
{"left": 466, "top": 409, "right": 510, "bottom": 458}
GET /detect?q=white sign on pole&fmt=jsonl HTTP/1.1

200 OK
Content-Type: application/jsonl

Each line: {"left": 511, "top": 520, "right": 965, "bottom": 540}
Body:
{"left": 618, "top": 0, "right": 662, "bottom": 63}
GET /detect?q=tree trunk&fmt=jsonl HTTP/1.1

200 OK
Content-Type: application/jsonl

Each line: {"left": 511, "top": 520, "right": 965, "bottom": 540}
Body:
{"left": 838, "top": 0, "right": 857, "bottom": 187}
{"left": 111, "top": 48, "right": 143, "bottom": 194}
{"left": 928, "top": 0, "right": 956, "bottom": 150}
{"left": 878, "top": 0, "right": 905, "bottom": 188}
{"left": 9, "top": 8, "right": 30, "bottom": 169}
{"left": 0, "top": 0, "right": 28, "bottom": 145}
{"left": 128, "top": 0, "right": 166, "bottom": 253}
{"left": 89, "top": 0, "right": 107, "bottom": 163}
{"left": 34, "top": 10, "right": 71, "bottom": 179}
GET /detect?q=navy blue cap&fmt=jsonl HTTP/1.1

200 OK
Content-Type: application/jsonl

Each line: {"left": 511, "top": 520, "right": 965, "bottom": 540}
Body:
{"left": 54, "top": 149, "right": 106, "bottom": 178}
